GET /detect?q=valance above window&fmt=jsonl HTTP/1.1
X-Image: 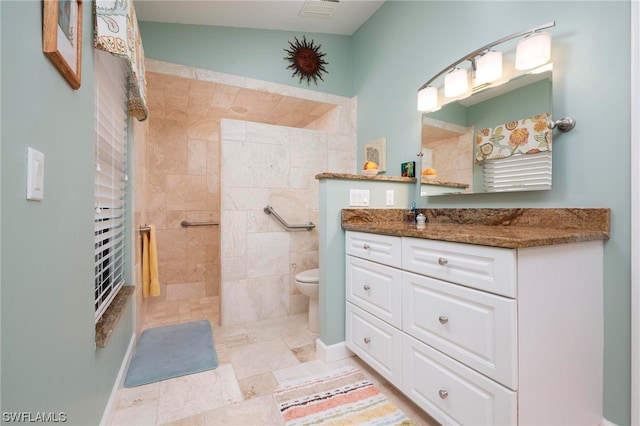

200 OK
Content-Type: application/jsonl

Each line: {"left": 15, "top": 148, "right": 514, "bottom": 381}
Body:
{"left": 94, "top": 0, "right": 148, "bottom": 121}
{"left": 475, "top": 113, "right": 552, "bottom": 163}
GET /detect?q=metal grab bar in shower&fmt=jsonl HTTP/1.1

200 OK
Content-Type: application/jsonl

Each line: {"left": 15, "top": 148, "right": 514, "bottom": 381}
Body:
{"left": 180, "top": 220, "right": 219, "bottom": 228}
{"left": 263, "top": 205, "right": 315, "bottom": 231}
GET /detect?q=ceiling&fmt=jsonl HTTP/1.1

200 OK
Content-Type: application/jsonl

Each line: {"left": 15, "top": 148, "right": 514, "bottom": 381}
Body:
{"left": 134, "top": 0, "right": 385, "bottom": 35}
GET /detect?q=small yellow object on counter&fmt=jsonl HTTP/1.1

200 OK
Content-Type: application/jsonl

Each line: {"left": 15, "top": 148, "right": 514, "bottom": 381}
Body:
{"left": 363, "top": 161, "right": 378, "bottom": 170}
{"left": 422, "top": 168, "right": 437, "bottom": 176}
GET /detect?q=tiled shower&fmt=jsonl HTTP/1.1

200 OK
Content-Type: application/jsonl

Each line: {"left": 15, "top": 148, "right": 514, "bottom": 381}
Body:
{"left": 137, "top": 61, "right": 356, "bottom": 328}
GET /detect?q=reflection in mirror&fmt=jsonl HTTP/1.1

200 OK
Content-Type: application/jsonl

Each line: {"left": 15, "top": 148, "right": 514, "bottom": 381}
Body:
{"left": 420, "top": 66, "right": 552, "bottom": 196}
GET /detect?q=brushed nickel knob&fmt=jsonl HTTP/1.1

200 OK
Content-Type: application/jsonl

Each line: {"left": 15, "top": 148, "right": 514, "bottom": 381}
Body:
{"left": 438, "top": 315, "right": 448, "bottom": 324}
{"left": 364, "top": 337, "right": 371, "bottom": 344}
{"left": 439, "top": 389, "right": 448, "bottom": 399}
{"left": 363, "top": 243, "right": 370, "bottom": 250}
{"left": 363, "top": 284, "right": 371, "bottom": 291}
{"left": 438, "top": 257, "right": 448, "bottom": 266}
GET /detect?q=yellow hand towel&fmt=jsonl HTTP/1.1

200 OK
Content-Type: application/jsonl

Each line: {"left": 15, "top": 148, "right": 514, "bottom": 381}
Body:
{"left": 142, "top": 227, "right": 150, "bottom": 297}
{"left": 148, "top": 224, "right": 161, "bottom": 297}
{"left": 142, "top": 224, "right": 161, "bottom": 298}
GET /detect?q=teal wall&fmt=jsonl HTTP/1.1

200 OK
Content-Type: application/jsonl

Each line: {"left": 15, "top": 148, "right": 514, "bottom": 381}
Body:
{"left": 1, "top": 2, "right": 134, "bottom": 424}
{"left": 138, "top": 22, "right": 353, "bottom": 97}
{"left": 352, "top": 2, "right": 632, "bottom": 424}
{"left": 1, "top": 0, "right": 628, "bottom": 423}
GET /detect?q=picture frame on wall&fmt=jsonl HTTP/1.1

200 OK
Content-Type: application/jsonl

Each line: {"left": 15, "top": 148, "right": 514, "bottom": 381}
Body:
{"left": 43, "top": 0, "right": 83, "bottom": 89}
{"left": 401, "top": 161, "right": 416, "bottom": 178}
{"left": 363, "top": 137, "right": 386, "bottom": 172}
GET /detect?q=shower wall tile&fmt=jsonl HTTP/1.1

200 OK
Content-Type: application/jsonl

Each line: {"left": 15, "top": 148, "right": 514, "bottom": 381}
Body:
{"left": 166, "top": 175, "right": 207, "bottom": 210}
{"left": 165, "top": 281, "right": 206, "bottom": 302}
{"left": 187, "top": 139, "right": 207, "bottom": 175}
{"left": 143, "top": 61, "right": 356, "bottom": 327}
{"left": 221, "top": 257, "right": 247, "bottom": 282}
{"left": 221, "top": 210, "right": 247, "bottom": 257}
{"left": 246, "top": 232, "right": 290, "bottom": 278}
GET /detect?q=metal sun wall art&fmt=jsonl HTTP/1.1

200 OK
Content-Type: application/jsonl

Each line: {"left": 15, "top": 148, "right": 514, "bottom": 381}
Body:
{"left": 284, "top": 36, "right": 328, "bottom": 85}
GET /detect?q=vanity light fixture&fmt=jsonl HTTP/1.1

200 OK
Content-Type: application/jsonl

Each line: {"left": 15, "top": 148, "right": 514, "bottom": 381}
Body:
{"left": 444, "top": 68, "right": 469, "bottom": 98}
{"left": 417, "top": 21, "right": 555, "bottom": 112}
{"left": 515, "top": 31, "right": 551, "bottom": 70}
{"left": 417, "top": 86, "right": 438, "bottom": 111}
{"left": 475, "top": 50, "right": 503, "bottom": 85}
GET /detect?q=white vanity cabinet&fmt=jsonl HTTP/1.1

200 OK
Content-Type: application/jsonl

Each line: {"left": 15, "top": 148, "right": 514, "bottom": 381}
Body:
{"left": 345, "top": 230, "right": 604, "bottom": 425}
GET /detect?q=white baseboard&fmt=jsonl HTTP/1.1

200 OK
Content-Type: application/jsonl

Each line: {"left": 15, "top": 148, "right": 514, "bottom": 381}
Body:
{"left": 99, "top": 333, "right": 136, "bottom": 426}
{"left": 601, "top": 418, "right": 618, "bottom": 426}
{"left": 316, "top": 338, "right": 353, "bottom": 364}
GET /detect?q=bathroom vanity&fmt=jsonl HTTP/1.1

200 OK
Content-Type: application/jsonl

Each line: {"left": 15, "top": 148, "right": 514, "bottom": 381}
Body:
{"left": 342, "top": 208, "right": 610, "bottom": 425}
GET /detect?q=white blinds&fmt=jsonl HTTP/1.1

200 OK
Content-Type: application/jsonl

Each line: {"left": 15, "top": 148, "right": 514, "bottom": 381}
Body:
{"left": 94, "top": 51, "right": 128, "bottom": 323}
{"left": 483, "top": 152, "right": 552, "bottom": 192}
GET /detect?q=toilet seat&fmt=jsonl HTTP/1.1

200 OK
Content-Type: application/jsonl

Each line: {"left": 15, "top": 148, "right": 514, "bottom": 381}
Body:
{"left": 295, "top": 268, "right": 319, "bottom": 283}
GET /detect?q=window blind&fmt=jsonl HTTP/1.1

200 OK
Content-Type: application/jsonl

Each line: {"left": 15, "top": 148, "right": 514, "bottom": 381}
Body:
{"left": 483, "top": 151, "right": 552, "bottom": 192}
{"left": 94, "top": 51, "right": 128, "bottom": 323}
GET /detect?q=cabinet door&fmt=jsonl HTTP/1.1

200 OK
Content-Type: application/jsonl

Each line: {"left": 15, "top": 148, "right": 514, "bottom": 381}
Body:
{"left": 346, "top": 303, "right": 402, "bottom": 388}
{"left": 403, "top": 271, "right": 517, "bottom": 389}
{"left": 346, "top": 255, "right": 402, "bottom": 328}
{"left": 402, "top": 334, "right": 516, "bottom": 426}
{"left": 346, "top": 231, "right": 402, "bottom": 268}
{"left": 402, "top": 237, "right": 516, "bottom": 297}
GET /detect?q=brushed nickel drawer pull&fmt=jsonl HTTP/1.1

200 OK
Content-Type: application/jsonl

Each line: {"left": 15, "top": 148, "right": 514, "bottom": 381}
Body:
{"left": 363, "top": 284, "right": 371, "bottom": 291}
{"left": 438, "top": 257, "right": 448, "bottom": 266}
{"left": 439, "top": 389, "right": 448, "bottom": 399}
{"left": 438, "top": 315, "right": 449, "bottom": 324}
{"left": 364, "top": 337, "right": 371, "bottom": 344}
{"left": 363, "top": 243, "right": 370, "bottom": 250}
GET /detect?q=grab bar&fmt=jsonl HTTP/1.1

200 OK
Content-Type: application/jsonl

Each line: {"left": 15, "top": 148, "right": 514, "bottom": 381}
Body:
{"left": 180, "top": 220, "right": 219, "bottom": 228}
{"left": 263, "top": 205, "right": 315, "bottom": 231}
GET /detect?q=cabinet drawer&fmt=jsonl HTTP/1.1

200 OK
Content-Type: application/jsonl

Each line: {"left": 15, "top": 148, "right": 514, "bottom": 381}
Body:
{"left": 402, "top": 237, "right": 516, "bottom": 297}
{"left": 402, "top": 271, "right": 517, "bottom": 389}
{"left": 402, "top": 334, "right": 516, "bottom": 426}
{"left": 346, "top": 256, "right": 402, "bottom": 328}
{"left": 346, "top": 303, "right": 402, "bottom": 388}
{"left": 346, "top": 231, "right": 401, "bottom": 268}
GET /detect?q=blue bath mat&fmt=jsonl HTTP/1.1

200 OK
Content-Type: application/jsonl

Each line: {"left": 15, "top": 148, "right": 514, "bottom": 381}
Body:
{"left": 124, "top": 320, "right": 218, "bottom": 387}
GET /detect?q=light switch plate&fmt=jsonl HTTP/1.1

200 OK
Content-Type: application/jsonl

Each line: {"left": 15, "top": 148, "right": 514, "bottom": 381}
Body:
{"left": 27, "top": 147, "right": 44, "bottom": 201}
{"left": 349, "top": 189, "right": 370, "bottom": 206}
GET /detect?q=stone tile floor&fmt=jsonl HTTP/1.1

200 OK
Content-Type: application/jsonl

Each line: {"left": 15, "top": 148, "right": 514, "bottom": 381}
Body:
{"left": 107, "top": 303, "right": 437, "bottom": 425}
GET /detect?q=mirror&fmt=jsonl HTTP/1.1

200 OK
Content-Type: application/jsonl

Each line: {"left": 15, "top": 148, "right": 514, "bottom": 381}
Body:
{"left": 420, "top": 66, "right": 553, "bottom": 196}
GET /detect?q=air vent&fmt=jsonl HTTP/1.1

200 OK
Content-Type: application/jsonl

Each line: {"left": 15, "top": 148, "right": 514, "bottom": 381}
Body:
{"left": 299, "top": 0, "right": 340, "bottom": 18}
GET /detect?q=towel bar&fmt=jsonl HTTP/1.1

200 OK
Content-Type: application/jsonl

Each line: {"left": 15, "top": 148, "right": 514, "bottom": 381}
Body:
{"left": 139, "top": 226, "right": 151, "bottom": 233}
{"left": 180, "top": 220, "right": 219, "bottom": 228}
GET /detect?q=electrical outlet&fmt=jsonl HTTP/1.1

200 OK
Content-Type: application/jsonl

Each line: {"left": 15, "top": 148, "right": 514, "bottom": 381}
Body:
{"left": 386, "top": 189, "right": 394, "bottom": 206}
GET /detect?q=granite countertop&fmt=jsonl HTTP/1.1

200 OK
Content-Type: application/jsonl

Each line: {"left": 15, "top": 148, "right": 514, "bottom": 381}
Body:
{"left": 316, "top": 172, "right": 415, "bottom": 183}
{"left": 342, "top": 208, "right": 610, "bottom": 249}
{"left": 314, "top": 172, "right": 468, "bottom": 189}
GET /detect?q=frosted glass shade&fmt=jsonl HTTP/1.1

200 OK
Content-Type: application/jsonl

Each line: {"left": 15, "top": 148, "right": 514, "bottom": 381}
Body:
{"left": 417, "top": 86, "right": 438, "bottom": 111}
{"left": 516, "top": 32, "right": 551, "bottom": 70}
{"left": 444, "top": 68, "right": 468, "bottom": 98}
{"left": 475, "top": 51, "right": 503, "bottom": 85}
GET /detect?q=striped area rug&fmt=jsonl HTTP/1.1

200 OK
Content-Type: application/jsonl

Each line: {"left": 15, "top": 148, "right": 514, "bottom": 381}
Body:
{"left": 273, "top": 366, "right": 415, "bottom": 426}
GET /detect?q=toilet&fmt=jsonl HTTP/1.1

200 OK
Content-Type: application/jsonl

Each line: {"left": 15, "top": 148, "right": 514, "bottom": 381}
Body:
{"left": 294, "top": 268, "right": 319, "bottom": 332}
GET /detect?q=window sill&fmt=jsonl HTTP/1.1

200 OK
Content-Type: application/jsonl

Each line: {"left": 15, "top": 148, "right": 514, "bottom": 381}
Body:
{"left": 95, "top": 286, "right": 134, "bottom": 349}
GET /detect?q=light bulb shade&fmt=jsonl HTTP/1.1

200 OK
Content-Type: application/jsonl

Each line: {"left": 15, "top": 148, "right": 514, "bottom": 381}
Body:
{"left": 444, "top": 68, "right": 469, "bottom": 98}
{"left": 475, "top": 51, "right": 503, "bottom": 85}
{"left": 515, "top": 32, "right": 551, "bottom": 70}
{"left": 417, "top": 86, "right": 438, "bottom": 111}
